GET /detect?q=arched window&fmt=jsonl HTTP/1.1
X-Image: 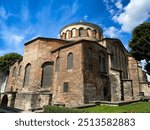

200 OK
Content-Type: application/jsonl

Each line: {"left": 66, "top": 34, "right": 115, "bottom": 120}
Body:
{"left": 87, "top": 28, "right": 91, "bottom": 37}
{"left": 23, "top": 64, "right": 31, "bottom": 87}
{"left": 55, "top": 57, "right": 59, "bottom": 72}
{"left": 102, "top": 57, "right": 106, "bottom": 72}
{"left": 41, "top": 62, "right": 53, "bottom": 88}
{"left": 93, "top": 30, "right": 96, "bottom": 38}
{"left": 72, "top": 28, "right": 76, "bottom": 37}
{"left": 66, "top": 30, "right": 69, "bottom": 39}
{"left": 88, "top": 48, "right": 92, "bottom": 70}
{"left": 18, "top": 65, "right": 22, "bottom": 76}
{"left": 79, "top": 28, "right": 84, "bottom": 36}
{"left": 62, "top": 32, "right": 66, "bottom": 39}
{"left": 12, "top": 67, "right": 16, "bottom": 77}
{"left": 67, "top": 53, "right": 73, "bottom": 70}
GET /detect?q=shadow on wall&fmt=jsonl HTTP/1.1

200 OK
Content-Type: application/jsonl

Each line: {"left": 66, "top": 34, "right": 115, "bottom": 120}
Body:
{"left": 0, "top": 71, "right": 8, "bottom": 93}
{"left": 0, "top": 94, "right": 8, "bottom": 107}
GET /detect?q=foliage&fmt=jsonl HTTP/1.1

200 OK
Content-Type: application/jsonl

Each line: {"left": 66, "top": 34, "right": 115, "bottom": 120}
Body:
{"left": 44, "top": 105, "right": 87, "bottom": 113}
{"left": 83, "top": 102, "right": 150, "bottom": 113}
{"left": 0, "top": 53, "right": 22, "bottom": 74}
{"left": 129, "top": 22, "right": 150, "bottom": 75}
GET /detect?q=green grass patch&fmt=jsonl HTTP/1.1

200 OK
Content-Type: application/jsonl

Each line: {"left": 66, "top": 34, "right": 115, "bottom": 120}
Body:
{"left": 82, "top": 102, "right": 150, "bottom": 113}
{"left": 44, "top": 102, "right": 150, "bottom": 113}
{"left": 44, "top": 105, "right": 87, "bottom": 113}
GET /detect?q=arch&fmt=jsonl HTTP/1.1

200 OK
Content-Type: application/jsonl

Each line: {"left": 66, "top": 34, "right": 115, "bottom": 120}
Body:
{"left": 72, "top": 28, "right": 76, "bottom": 37}
{"left": 87, "top": 28, "right": 91, "bottom": 37}
{"left": 1, "top": 94, "right": 8, "bottom": 107}
{"left": 18, "top": 65, "right": 22, "bottom": 76}
{"left": 41, "top": 62, "right": 53, "bottom": 88}
{"left": 55, "top": 57, "right": 59, "bottom": 72}
{"left": 67, "top": 53, "right": 73, "bottom": 70}
{"left": 66, "top": 30, "right": 69, "bottom": 39}
{"left": 62, "top": 32, "right": 66, "bottom": 39}
{"left": 23, "top": 63, "right": 31, "bottom": 87}
{"left": 12, "top": 67, "right": 16, "bottom": 77}
{"left": 79, "top": 27, "right": 84, "bottom": 36}
{"left": 93, "top": 30, "right": 97, "bottom": 38}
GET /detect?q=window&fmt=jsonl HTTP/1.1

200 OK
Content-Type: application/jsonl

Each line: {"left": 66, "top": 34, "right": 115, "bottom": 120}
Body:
{"left": 87, "top": 28, "right": 91, "bottom": 37}
{"left": 55, "top": 57, "right": 59, "bottom": 72}
{"left": 41, "top": 62, "right": 53, "bottom": 88}
{"left": 67, "top": 53, "right": 73, "bottom": 70}
{"left": 66, "top": 30, "right": 69, "bottom": 39}
{"left": 72, "top": 28, "right": 76, "bottom": 37}
{"left": 102, "top": 58, "right": 106, "bottom": 72}
{"left": 79, "top": 28, "right": 84, "bottom": 36}
{"left": 18, "top": 65, "right": 22, "bottom": 76}
{"left": 88, "top": 48, "right": 92, "bottom": 70}
{"left": 93, "top": 30, "right": 96, "bottom": 38}
{"left": 23, "top": 64, "right": 31, "bottom": 87}
{"left": 12, "top": 67, "right": 16, "bottom": 77}
{"left": 63, "top": 82, "right": 69, "bottom": 92}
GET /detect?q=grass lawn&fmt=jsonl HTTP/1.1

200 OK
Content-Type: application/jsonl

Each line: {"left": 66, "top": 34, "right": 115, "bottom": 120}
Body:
{"left": 44, "top": 102, "right": 150, "bottom": 113}
{"left": 82, "top": 102, "right": 150, "bottom": 113}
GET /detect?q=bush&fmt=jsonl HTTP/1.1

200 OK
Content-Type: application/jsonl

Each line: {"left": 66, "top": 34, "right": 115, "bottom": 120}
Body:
{"left": 44, "top": 105, "right": 87, "bottom": 113}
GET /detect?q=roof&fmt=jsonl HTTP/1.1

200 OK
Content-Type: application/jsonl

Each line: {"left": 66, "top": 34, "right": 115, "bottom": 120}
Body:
{"left": 52, "top": 39, "right": 106, "bottom": 53}
{"left": 24, "top": 37, "right": 70, "bottom": 46}
{"left": 102, "top": 38, "right": 129, "bottom": 53}
{"left": 60, "top": 22, "right": 103, "bottom": 33}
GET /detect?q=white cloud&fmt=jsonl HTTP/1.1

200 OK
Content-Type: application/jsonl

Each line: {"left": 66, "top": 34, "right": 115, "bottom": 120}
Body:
{"left": 0, "top": 6, "right": 12, "bottom": 20}
{"left": 103, "top": 0, "right": 113, "bottom": 10}
{"left": 104, "top": 26, "right": 120, "bottom": 38}
{"left": 115, "top": 0, "right": 123, "bottom": 10}
{"left": 109, "top": 9, "right": 115, "bottom": 15}
{"left": 83, "top": 15, "right": 88, "bottom": 21}
{"left": 113, "top": 0, "right": 150, "bottom": 32}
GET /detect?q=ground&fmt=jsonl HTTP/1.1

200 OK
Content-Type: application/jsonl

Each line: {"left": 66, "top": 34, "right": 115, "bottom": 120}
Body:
{"left": 43, "top": 102, "right": 150, "bottom": 113}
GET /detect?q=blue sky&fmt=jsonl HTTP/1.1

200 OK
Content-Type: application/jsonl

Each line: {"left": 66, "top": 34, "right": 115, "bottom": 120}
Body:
{"left": 0, "top": 0, "right": 150, "bottom": 56}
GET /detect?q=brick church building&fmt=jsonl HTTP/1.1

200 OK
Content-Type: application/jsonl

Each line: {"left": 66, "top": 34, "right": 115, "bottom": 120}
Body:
{"left": 1, "top": 22, "right": 150, "bottom": 110}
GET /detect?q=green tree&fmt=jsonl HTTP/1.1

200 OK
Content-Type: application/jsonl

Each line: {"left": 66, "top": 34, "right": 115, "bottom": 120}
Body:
{"left": 129, "top": 22, "right": 150, "bottom": 75}
{"left": 0, "top": 53, "right": 22, "bottom": 74}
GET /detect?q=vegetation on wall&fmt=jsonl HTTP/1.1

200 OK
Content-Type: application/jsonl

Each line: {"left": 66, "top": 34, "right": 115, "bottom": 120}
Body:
{"left": 129, "top": 22, "right": 150, "bottom": 75}
{"left": 0, "top": 53, "right": 22, "bottom": 74}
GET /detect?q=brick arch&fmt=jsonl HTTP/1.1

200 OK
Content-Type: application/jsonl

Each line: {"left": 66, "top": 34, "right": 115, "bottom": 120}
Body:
{"left": 79, "top": 27, "right": 84, "bottom": 36}
{"left": 12, "top": 67, "right": 17, "bottom": 77}
{"left": 67, "top": 52, "right": 73, "bottom": 70}
{"left": 71, "top": 28, "right": 76, "bottom": 37}
{"left": 87, "top": 28, "right": 92, "bottom": 37}
{"left": 23, "top": 63, "right": 31, "bottom": 87}
{"left": 41, "top": 62, "right": 53, "bottom": 88}
{"left": 62, "top": 32, "right": 66, "bottom": 39}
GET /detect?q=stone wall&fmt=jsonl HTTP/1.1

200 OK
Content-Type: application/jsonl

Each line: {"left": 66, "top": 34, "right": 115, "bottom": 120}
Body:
{"left": 128, "top": 57, "right": 141, "bottom": 100}
{"left": 122, "top": 80, "right": 133, "bottom": 101}
{"left": 141, "top": 83, "right": 150, "bottom": 97}
{"left": 82, "top": 41, "right": 110, "bottom": 102}
{"left": 52, "top": 42, "right": 84, "bottom": 106}
{"left": 105, "top": 39, "right": 128, "bottom": 79}
{"left": 109, "top": 69, "right": 122, "bottom": 102}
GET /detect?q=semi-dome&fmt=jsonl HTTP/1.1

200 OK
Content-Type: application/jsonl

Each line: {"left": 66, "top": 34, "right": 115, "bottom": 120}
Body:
{"left": 60, "top": 22, "right": 103, "bottom": 41}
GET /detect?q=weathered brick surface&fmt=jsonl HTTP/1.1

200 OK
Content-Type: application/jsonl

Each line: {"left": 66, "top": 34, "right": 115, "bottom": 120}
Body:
{"left": 2, "top": 23, "right": 150, "bottom": 110}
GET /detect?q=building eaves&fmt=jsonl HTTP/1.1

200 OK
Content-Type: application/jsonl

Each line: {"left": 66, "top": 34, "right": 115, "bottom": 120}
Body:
{"left": 24, "top": 37, "right": 70, "bottom": 46}
{"left": 52, "top": 39, "right": 106, "bottom": 53}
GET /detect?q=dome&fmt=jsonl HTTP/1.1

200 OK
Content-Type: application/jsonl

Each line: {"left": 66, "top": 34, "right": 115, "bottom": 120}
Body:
{"left": 60, "top": 22, "right": 103, "bottom": 41}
